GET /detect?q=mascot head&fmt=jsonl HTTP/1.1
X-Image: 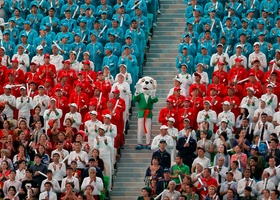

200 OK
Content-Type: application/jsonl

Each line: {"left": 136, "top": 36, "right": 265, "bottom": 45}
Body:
{"left": 137, "top": 76, "right": 157, "bottom": 95}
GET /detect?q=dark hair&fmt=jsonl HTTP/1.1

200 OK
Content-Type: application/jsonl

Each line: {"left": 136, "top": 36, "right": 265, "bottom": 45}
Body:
{"left": 261, "top": 113, "right": 268, "bottom": 117}
{"left": 26, "top": 169, "right": 33, "bottom": 173}
{"left": 77, "top": 194, "right": 87, "bottom": 200}
{"left": 152, "top": 156, "right": 160, "bottom": 163}
{"left": 8, "top": 186, "right": 16, "bottom": 192}
{"left": 271, "top": 138, "right": 279, "bottom": 144}
{"left": 220, "top": 131, "right": 228, "bottom": 141}
{"left": 18, "top": 160, "right": 26, "bottom": 165}
{"left": 239, "top": 109, "right": 249, "bottom": 121}
{"left": 34, "top": 105, "right": 41, "bottom": 111}
{"left": 1, "top": 160, "right": 8, "bottom": 166}
{"left": 262, "top": 189, "right": 270, "bottom": 195}
{"left": 179, "top": 195, "right": 187, "bottom": 199}
{"left": 228, "top": 188, "right": 235, "bottom": 195}
{"left": 271, "top": 189, "right": 280, "bottom": 197}
{"left": 270, "top": 133, "right": 277, "bottom": 138}
{"left": 220, "top": 144, "right": 228, "bottom": 155}
{"left": 44, "top": 181, "right": 53, "bottom": 187}
{"left": 232, "top": 161, "right": 239, "bottom": 166}
{"left": 250, "top": 156, "right": 258, "bottom": 162}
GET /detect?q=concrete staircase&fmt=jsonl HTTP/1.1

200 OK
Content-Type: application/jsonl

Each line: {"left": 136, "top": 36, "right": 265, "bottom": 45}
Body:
{"left": 110, "top": 1, "right": 186, "bottom": 199}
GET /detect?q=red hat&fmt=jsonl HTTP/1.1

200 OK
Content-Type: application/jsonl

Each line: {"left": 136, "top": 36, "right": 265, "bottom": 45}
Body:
{"left": 44, "top": 54, "right": 50, "bottom": 58}
{"left": 89, "top": 101, "right": 96, "bottom": 106}
{"left": 235, "top": 57, "right": 243, "bottom": 62}
{"left": 248, "top": 72, "right": 255, "bottom": 76}
{"left": 48, "top": 119, "right": 57, "bottom": 127}
{"left": 97, "top": 71, "right": 103, "bottom": 75}
{"left": 166, "top": 98, "right": 173, "bottom": 102}
{"left": 82, "top": 60, "right": 90, "bottom": 65}
{"left": 212, "top": 74, "right": 220, "bottom": 78}
{"left": 30, "top": 62, "right": 37, "bottom": 66}
{"left": 94, "top": 87, "right": 101, "bottom": 91}
{"left": 184, "top": 98, "right": 191, "bottom": 101}
{"left": 78, "top": 71, "right": 83, "bottom": 75}
{"left": 109, "top": 99, "right": 115, "bottom": 104}
{"left": 45, "top": 79, "right": 52, "bottom": 83}
{"left": 269, "top": 60, "right": 275, "bottom": 65}
{"left": 218, "top": 61, "right": 225, "bottom": 65}
{"left": 76, "top": 130, "right": 85, "bottom": 138}
{"left": 7, "top": 70, "right": 15, "bottom": 76}
{"left": 210, "top": 87, "right": 217, "bottom": 91}
{"left": 174, "top": 87, "right": 181, "bottom": 91}
{"left": 112, "top": 88, "right": 120, "bottom": 93}
{"left": 194, "top": 72, "right": 202, "bottom": 78}
{"left": 76, "top": 83, "right": 83, "bottom": 87}
{"left": 11, "top": 59, "right": 18, "bottom": 63}
{"left": 62, "top": 60, "right": 70, "bottom": 65}
{"left": 55, "top": 86, "right": 63, "bottom": 91}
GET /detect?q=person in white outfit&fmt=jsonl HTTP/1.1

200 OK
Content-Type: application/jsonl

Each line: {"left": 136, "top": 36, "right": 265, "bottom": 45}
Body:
{"left": 40, "top": 170, "right": 61, "bottom": 194}
{"left": 31, "top": 45, "right": 44, "bottom": 66}
{"left": 217, "top": 101, "right": 235, "bottom": 130}
{"left": 39, "top": 181, "right": 57, "bottom": 200}
{"left": 240, "top": 87, "right": 259, "bottom": 118}
{"left": 93, "top": 125, "right": 113, "bottom": 189}
{"left": 111, "top": 73, "right": 131, "bottom": 122}
{"left": 12, "top": 45, "right": 30, "bottom": 73}
{"left": 151, "top": 125, "right": 174, "bottom": 154}
{"left": 16, "top": 86, "right": 33, "bottom": 124}
{"left": 210, "top": 43, "right": 230, "bottom": 71}
{"left": 61, "top": 167, "right": 80, "bottom": 193}
{"left": 63, "top": 103, "right": 82, "bottom": 130}
{"left": 261, "top": 84, "right": 278, "bottom": 115}
{"left": 33, "top": 85, "right": 50, "bottom": 116}
{"left": 248, "top": 42, "right": 267, "bottom": 70}
{"left": 0, "top": 85, "right": 16, "bottom": 120}
{"left": 197, "top": 100, "right": 217, "bottom": 132}
{"left": 255, "top": 171, "right": 275, "bottom": 200}
{"left": 166, "top": 117, "right": 178, "bottom": 163}
{"left": 253, "top": 113, "right": 275, "bottom": 142}
{"left": 84, "top": 111, "right": 102, "bottom": 149}
{"left": 50, "top": 45, "right": 64, "bottom": 72}
{"left": 48, "top": 153, "right": 66, "bottom": 182}
{"left": 68, "top": 141, "right": 89, "bottom": 169}
{"left": 81, "top": 167, "right": 103, "bottom": 196}
{"left": 43, "top": 98, "right": 63, "bottom": 129}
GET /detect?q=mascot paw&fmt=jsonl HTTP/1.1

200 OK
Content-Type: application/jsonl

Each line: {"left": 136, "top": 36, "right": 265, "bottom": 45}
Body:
{"left": 135, "top": 82, "right": 142, "bottom": 94}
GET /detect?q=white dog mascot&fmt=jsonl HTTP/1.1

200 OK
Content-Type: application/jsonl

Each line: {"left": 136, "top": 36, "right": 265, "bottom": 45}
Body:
{"left": 133, "top": 76, "right": 158, "bottom": 150}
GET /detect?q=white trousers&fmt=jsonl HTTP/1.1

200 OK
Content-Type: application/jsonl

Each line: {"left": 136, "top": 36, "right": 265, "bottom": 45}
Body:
{"left": 137, "top": 118, "right": 152, "bottom": 145}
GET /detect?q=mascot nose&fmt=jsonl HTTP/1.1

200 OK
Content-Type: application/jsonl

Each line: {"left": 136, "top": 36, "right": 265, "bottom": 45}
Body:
{"left": 145, "top": 81, "right": 149, "bottom": 84}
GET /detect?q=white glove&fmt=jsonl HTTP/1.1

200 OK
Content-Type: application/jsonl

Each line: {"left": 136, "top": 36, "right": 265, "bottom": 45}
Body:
{"left": 150, "top": 89, "right": 156, "bottom": 99}
{"left": 135, "top": 82, "right": 141, "bottom": 95}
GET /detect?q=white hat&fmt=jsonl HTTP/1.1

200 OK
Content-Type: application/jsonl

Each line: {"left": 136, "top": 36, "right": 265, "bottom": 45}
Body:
{"left": 236, "top": 44, "right": 242, "bottom": 48}
{"left": 260, "top": 96, "right": 267, "bottom": 103}
{"left": 98, "top": 124, "right": 106, "bottom": 130}
{"left": 173, "top": 77, "right": 182, "bottom": 83}
{"left": 70, "top": 51, "right": 76, "bottom": 55}
{"left": 90, "top": 110, "right": 98, "bottom": 115}
{"left": 119, "top": 64, "right": 127, "bottom": 68}
{"left": 253, "top": 42, "right": 260, "bottom": 46}
{"left": 221, "top": 118, "right": 228, "bottom": 123}
{"left": 168, "top": 117, "right": 175, "bottom": 123}
{"left": 38, "top": 85, "right": 45, "bottom": 89}
{"left": 203, "top": 100, "right": 212, "bottom": 106}
{"left": 240, "top": 104, "right": 248, "bottom": 109}
{"left": 267, "top": 83, "right": 274, "bottom": 88}
{"left": 50, "top": 98, "right": 56, "bottom": 102}
{"left": 104, "top": 114, "right": 112, "bottom": 119}
{"left": 222, "top": 101, "right": 230, "bottom": 105}
{"left": 36, "top": 45, "right": 43, "bottom": 50}
{"left": 20, "top": 86, "right": 26, "bottom": 90}
{"left": 69, "top": 103, "right": 78, "bottom": 108}
{"left": 160, "top": 125, "right": 168, "bottom": 130}
{"left": 0, "top": 46, "right": 5, "bottom": 51}
{"left": 246, "top": 87, "right": 255, "bottom": 92}
{"left": 83, "top": 51, "right": 90, "bottom": 55}
{"left": 4, "top": 85, "right": 11, "bottom": 89}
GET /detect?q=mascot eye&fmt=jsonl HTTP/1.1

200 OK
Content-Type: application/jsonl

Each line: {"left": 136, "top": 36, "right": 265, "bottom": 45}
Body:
{"left": 150, "top": 80, "right": 153, "bottom": 84}
{"left": 141, "top": 79, "right": 145, "bottom": 82}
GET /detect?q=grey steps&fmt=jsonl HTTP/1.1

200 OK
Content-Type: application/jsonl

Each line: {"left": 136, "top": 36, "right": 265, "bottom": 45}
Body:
{"left": 110, "top": 0, "right": 184, "bottom": 198}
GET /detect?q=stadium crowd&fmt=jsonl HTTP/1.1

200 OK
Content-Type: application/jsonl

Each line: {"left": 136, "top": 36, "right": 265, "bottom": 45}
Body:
{"left": 0, "top": 0, "right": 158, "bottom": 199}
{"left": 138, "top": 0, "right": 280, "bottom": 200}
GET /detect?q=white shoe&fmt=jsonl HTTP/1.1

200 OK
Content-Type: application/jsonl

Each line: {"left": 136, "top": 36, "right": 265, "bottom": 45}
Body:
{"left": 153, "top": 22, "right": 157, "bottom": 27}
{"left": 157, "top": 10, "right": 161, "bottom": 14}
